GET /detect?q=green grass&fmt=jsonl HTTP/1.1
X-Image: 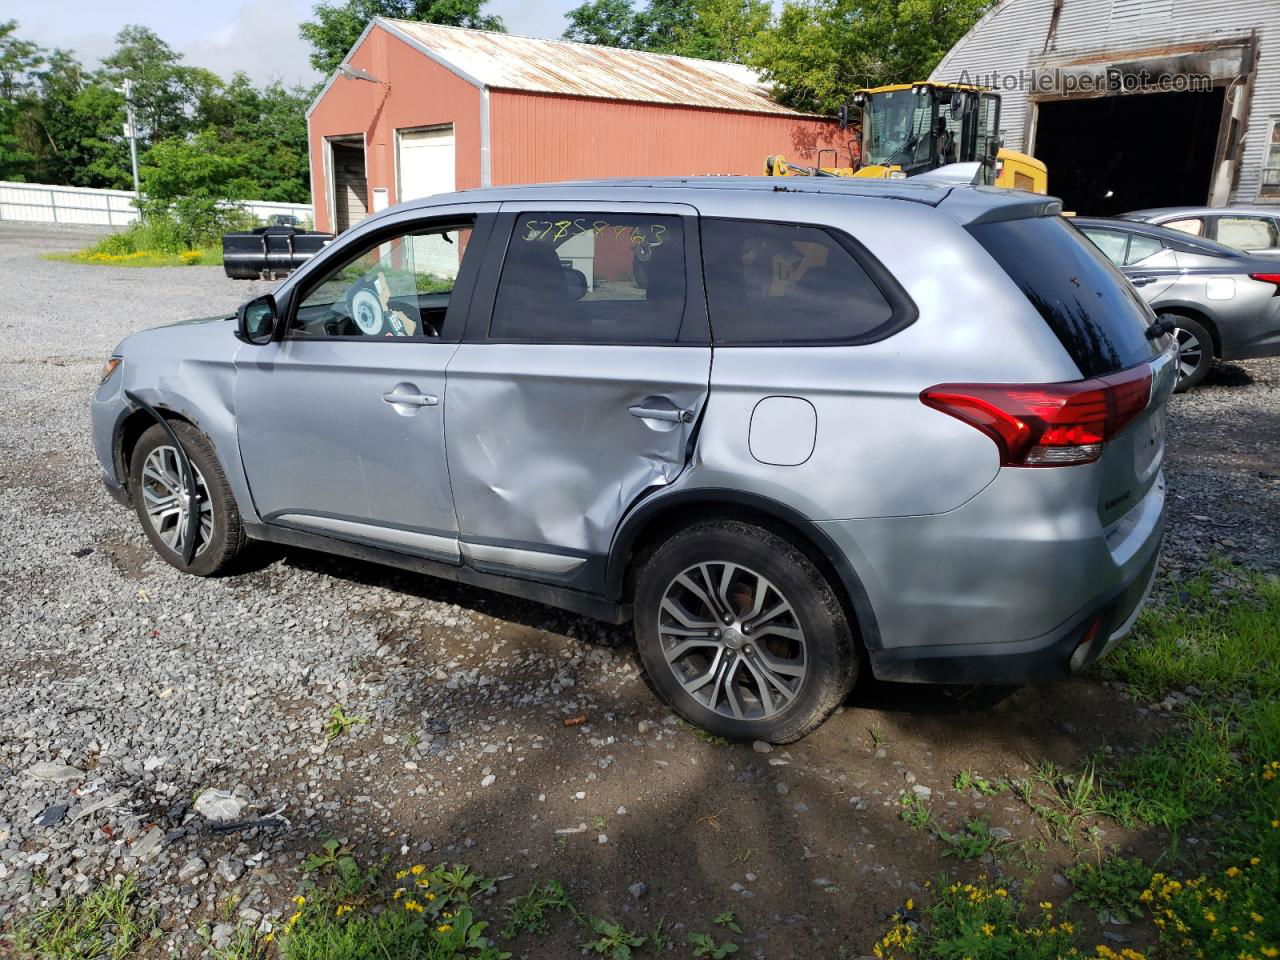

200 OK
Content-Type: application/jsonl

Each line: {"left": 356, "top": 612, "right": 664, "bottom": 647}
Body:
{"left": 1107, "top": 568, "right": 1280, "bottom": 702}
{"left": 44, "top": 246, "right": 223, "bottom": 268}
{"left": 500, "top": 881, "right": 570, "bottom": 938}
{"left": 5, "top": 876, "right": 155, "bottom": 960}
{"left": 871, "top": 563, "right": 1280, "bottom": 960}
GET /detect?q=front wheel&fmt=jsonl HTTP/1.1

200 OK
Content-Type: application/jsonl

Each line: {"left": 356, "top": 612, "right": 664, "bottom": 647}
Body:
{"left": 129, "top": 421, "right": 246, "bottom": 576}
{"left": 634, "top": 520, "right": 858, "bottom": 743}
{"left": 1168, "top": 314, "right": 1213, "bottom": 392}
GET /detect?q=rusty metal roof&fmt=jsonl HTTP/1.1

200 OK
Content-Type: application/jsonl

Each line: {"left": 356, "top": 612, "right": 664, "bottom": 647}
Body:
{"left": 379, "top": 19, "right": 811, "bottom": 116}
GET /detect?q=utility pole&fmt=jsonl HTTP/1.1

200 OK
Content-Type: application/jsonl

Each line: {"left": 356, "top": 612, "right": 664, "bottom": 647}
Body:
{"left": 121, "top": 79, "right": 141, "bottom": 212}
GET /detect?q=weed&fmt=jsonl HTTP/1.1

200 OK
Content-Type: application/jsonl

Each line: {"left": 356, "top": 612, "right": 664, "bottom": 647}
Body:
{"left": 206, "top": 924, "right": 269, "bottom": 960}
{"left": 403, "top": 731, "right": 421, "bottom": 750}
{"left": 898, "top": 792, "right": 935, "bottom": 832}
{"left": 581, "top": 915, "right": 645, "bottom": 959}
{"left": 325, "top": 704, "right": 367, "bottom": 741}
{"left": 870, "top": 726, "right": 887, "bottom": 749}
{"left": 650, "top": 917, "right": 673, "bottom": 952}
{"left": 937, "top": 818, "right": 1008, "bottom": 861}
{"left": 500, "top": 880, "right": 570, "bottom": 938}
{"left": 712, "top": 911, "right": 742, "bottom": 934}
{"left": 277, "top": 856, "right": 507, "bottom": 960}
{"left": 689, "top": 931, "right": 739, "bottom": 957}
{"left": 954, "top": 770, "right": 1006, "bottom": 796}
{"left": 731, "top": 848, "right": 753, "bottom": 864}
{"left": 679, "top": 720, "right": 729, "bottom": 747}
{"left": 9, "top": 875, "right": 155, "bottom": 960}
{"left": 870, "top": 877, "right": 1075, "bottom": 960}
{"left": 591, "top": 815, "right": 608, "bottom": 830}
{"left": 1066, "top": 855, "right": 1152, "bottom": 924}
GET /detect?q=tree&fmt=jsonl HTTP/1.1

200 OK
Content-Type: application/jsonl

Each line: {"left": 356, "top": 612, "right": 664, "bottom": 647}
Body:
{"left": 0, "top": 19, "right": 43, "bottom": 180}
{"left": 751, "top": 0, "right": 992, "bottom": 114}
{"left": 28, "top": 49, "right": 131, "bottom": 188}
{"left": 140, "top": 129, "right": 259, "bottom": 246}
{"left": 300, "top": 0, "right": 505, "bottom": 75}
{"left": 562, "top": 0, "right": 768, "bottom": 63}
{"left": 99, "top": 25, "right": 197, "bottom": 144}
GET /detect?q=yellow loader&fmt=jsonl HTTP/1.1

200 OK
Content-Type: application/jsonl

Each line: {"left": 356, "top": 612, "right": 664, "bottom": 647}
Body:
{"left": 766, "top": 82, "right": 1048, "bottom": 193}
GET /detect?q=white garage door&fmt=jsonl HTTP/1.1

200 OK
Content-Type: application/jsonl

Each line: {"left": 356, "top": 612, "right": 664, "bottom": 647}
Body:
{"left": 397, "top": 125, "right": 455, "bottom": 203}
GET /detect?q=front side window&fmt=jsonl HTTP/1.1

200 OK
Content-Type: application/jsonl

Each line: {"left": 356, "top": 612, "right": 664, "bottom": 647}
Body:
{"left": 1215, "top": 216, "right": 1279, "bottom": 251}
{"left": 490, "top": 213, "right": 686, "bottom": 343}
{"left": 292, "top": 222, "right": 473, "bottom": 338}
{"left": 701, "top": 219, "right": 896, "bottom": 345}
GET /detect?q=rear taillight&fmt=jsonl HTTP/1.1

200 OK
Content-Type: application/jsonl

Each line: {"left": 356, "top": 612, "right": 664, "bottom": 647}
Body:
{"left": 1250, "top": 273, "right": 1280, "bottom": 294}
{"left": 921, "top": 365, "right": 1152, "bottom": 467}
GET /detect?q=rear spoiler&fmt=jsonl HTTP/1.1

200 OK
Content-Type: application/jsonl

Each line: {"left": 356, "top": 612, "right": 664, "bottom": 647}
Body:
{"left": 939, "top": 187, "right": 1064, "bottom": 226}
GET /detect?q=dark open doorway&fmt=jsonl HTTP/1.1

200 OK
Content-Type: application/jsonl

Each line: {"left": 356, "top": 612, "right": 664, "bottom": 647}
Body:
{"left": 1033, "top": 87, "right": 1224, "bottom": 215}
{"left": 329, "top": 138, "right": 368, "bottom": 233}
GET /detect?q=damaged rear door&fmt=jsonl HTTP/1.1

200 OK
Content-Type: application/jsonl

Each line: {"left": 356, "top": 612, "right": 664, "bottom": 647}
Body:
{"left": 445, "top": 203, "right": 710, "bottom": 587}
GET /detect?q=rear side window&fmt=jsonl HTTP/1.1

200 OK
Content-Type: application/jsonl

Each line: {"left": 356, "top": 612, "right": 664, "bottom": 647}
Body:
{"left": 701, "top": 219, "right": 900, "bottom": 344}
{"left": 490, "top": 213, "right": 686, "bottom": 343}
{"left": 969, "top": 216, "right": 1158, "bottom": 378}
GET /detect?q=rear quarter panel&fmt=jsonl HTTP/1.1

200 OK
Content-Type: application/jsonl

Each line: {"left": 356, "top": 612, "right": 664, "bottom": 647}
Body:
{"left": 685, "top": 192, "right": 1083, "bottom": 521}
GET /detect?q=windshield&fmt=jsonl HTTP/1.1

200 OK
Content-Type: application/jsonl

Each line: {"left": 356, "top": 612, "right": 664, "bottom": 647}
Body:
{"left": 862, "top": 89, "right": 933, "bottom": 166}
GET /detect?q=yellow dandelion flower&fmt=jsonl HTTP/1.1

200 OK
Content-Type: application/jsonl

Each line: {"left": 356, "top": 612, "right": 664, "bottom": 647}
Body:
{"left": 395, "top": 869, "right": 409, "bottom": 880}
{"left": 437, "top": 923, "right": 453, "bottom": 933}
{"left": 393, "top": 888, "right": 403, "bottom": 899}
{"left": 905, "top": 898, "right": 914, "bottom": 910}
{"left": 1250, "top": 857, "right": 1261, "bottom": 865}
{"left": 1040, "top": 901, "right": 1054, "bottom": 909}
{"left": 1227, "top": 867, "right": 1242, "bottom": 877}
{"left": 411, "top": 864, "right": 426, "bottom": 875}
{"left": 335, "top": 904, "right": 353, "bottom": 917}
{"left": 292, "top": 895, "right": 306, "bottom": 906}
{"left": 404, "top": 899, "right": 424, "bottom": 913}
{"left": 981, "top": 923, "right": 995, "bottom": 936}
{"left": 995, "top": 888, "right": 1008, "bottom": 897}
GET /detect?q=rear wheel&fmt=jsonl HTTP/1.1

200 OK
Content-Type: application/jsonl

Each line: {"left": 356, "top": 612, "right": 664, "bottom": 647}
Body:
{"left": 1168, "top": 314, "right": 1213, "bottom": 392}
{"left": 634, "top": 520, "right": 857, "bottom": 743}
{"left": 129, "top": 422, "right": 246, "bottom": 576}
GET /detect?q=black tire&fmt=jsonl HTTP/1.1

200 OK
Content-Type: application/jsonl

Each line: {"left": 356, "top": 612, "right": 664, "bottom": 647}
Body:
{"left": 1168, "top": 314, "right": 1213, "bottom": 392}
{"left": 129, "top": 421, "right": 247, "bottom": 576}
{"left": 634, "top": 519, "right": 858, "bottom": 743}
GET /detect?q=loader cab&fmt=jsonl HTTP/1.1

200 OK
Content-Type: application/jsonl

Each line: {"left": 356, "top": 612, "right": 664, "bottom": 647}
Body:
{"left": 854, "top": 83, "right": 1001, "bottom": 183}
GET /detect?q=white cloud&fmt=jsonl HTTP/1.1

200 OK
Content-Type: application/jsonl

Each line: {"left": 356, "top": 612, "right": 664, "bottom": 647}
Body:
{"left": 183, "top": 0, "right": 322, "bottom": 88}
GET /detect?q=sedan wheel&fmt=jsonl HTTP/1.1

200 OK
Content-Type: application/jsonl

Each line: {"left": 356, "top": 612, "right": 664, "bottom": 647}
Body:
{"left": 658, "top": 561, "right": 808, "bottom": 721}
{"left": 139, "top": 444, "right": 214, "bottom": 557}
{"left": 1168, "top": 315, "right": 1213, "bottom": 392}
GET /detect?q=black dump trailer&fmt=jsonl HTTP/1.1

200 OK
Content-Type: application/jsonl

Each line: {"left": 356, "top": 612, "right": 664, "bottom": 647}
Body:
{"left": 223, "top": 225, "right": 333, "bottom": 280}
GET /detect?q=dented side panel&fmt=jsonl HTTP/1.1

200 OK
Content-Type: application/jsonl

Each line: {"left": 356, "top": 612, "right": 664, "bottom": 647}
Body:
{"left": 93, "top": 317, "right": 259, "bottom": 523}
{"left": 444, "top": 343, "right": 711, "bottom": 558}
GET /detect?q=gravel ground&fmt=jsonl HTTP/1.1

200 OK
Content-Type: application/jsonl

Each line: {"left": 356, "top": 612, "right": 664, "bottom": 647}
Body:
{"left": 1, "top": 220, "right": 1276, "bottom": 957}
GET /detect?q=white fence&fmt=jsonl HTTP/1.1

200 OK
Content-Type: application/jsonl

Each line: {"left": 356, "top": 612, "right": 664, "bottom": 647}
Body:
{"left": 0, "top": 180, "right": 313, "bottom": 227}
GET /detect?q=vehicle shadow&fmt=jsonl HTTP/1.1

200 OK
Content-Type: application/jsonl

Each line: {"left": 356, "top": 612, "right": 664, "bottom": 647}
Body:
{"left": 1202, "top": 361, "right": 1254, "bottom": 388}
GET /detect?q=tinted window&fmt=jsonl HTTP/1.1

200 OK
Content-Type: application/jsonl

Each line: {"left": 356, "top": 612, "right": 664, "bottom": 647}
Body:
{"left": 969, "top": 216, "right": 1158, "bottom": 377}
{"left": 490, "top": 213, "right": 685, "bottom": 343}
{"left": 702, "top": 219, "right": 895, "bottom": 344}
{"left": 293, "top": 223, "right": 473, "bottom": 338}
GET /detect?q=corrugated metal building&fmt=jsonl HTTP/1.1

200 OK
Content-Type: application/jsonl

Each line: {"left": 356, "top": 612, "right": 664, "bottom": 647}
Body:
{"left": 930, "top": 0, "right": 1280, "bottom": 213}
{"left": 306, "top": 19, "right": 845, "bottom": 233}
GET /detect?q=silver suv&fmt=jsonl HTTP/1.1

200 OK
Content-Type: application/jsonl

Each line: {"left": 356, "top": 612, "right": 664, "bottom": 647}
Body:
{"left": 91, "top": 178, "right": 1176, "bottom": 742}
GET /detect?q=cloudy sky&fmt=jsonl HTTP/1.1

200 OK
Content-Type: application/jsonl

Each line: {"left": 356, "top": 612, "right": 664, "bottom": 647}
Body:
{"left": 5, "top": 0, "right": 580, "bottom": 87}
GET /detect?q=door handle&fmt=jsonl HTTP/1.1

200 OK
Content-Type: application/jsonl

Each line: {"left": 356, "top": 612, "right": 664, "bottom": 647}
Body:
{"left": 629, "top": 404, "right": 693, "bottom": 423}
{"left": 1130, "top": 275, "right": 1156, "bottom": 287}
{"left": 382, "top": 392, "right": 438, "bottom": 407}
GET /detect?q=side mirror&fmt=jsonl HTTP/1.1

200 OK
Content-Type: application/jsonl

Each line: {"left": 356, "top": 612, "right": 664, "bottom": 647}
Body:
{"left": 237, "top": 294, "right": 278, "bottom": 345}
{"left": 949, "top": 92, "right": 968, "bottom": 119}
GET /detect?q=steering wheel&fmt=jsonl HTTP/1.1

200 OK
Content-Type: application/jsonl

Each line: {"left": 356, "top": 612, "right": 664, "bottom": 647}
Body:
{"left": 346, "top": 278, "right": 389, "bottom": 336}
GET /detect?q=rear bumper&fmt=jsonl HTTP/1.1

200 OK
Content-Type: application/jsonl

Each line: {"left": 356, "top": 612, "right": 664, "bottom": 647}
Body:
{"left": 813, "top": 463, "right": 1167, "bottom": 685}
{"left": 865, "top": 541, "right": 1160, "bottom": 683}
{"left": 1218, "top": 296, "right": 1280, "bottom": 361}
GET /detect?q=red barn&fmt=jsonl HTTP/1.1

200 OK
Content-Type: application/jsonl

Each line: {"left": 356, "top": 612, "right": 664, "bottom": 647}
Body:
{"left": 306, "top": 19, "right": 847, "bottom": 233}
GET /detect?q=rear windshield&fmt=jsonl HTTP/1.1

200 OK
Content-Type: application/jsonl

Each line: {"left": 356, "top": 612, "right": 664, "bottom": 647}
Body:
{"left": 969, "top": 216, "right": 1158, "bottom": 377}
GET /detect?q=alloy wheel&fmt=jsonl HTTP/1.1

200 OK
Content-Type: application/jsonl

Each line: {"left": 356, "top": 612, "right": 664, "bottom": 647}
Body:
{"left": 657, "top": 562, "right": 808, "bottom": 721}
{"left": 139, "top": 445, "right": 214, "bottom": 558}
{"left": 1174, "top": 326, "right": 1203, "bottom": 381}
